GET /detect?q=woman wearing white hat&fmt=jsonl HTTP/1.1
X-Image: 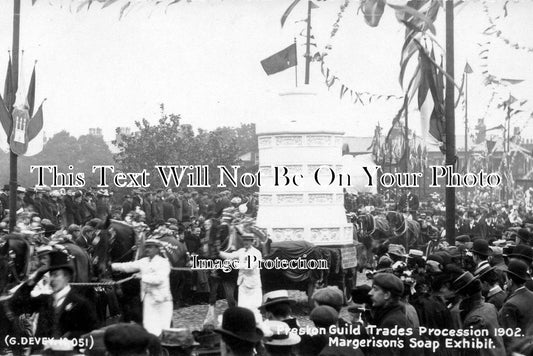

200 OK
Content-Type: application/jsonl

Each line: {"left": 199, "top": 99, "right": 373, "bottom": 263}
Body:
{"left": 111, "top": 238, "right": 173, "bottom": 336}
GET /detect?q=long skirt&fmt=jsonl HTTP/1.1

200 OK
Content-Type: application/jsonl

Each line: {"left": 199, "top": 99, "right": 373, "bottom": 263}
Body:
{"left": 143, "top": 298, "right": 173, "bottom": 336}
{"left": 238, "top": 284, "right": 263, "bottom": 325}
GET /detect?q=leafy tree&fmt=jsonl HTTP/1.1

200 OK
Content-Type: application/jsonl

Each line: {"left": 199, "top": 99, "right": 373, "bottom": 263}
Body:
{"left": 114, "top": 107, "right": 258, "bottom": 193}
{"left": 0, "top": 130, "right": 114, "bottom": 188}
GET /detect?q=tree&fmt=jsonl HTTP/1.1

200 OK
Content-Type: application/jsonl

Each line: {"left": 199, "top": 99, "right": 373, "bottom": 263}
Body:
{"left": 0, "top": 130, "right": 114, "bottom": 188}
{"left": 114, "top": 107, "right": 258, "bottom": 193}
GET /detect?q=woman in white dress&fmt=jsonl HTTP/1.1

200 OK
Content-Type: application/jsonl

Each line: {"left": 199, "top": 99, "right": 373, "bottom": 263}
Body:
{"left": 219, "top": 233, "right": 263, "bottom": 324}
{"left": 111, "top": 238, "right": 173, "bottom": 336}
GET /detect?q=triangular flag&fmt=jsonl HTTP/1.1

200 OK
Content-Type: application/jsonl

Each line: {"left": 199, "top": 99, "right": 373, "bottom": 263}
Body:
{"left": 310, "top": 1, "right": 318, "bottom": 9}
{"left": 3, "top": 55, "right": 15, "bottom": 110}
{"left": 464, "top": 62, "right": 473, "bottom": 74}
{"left": 281, "top": 0, "right": 301, "bottom": 27}
{"left": 27, "top": 101, "right": 43, "bottom": 142}
{"left": 26, "top": 64, "right": 36, "bottom": 117}
{"left": 0, "top": 95, "right": 11, "bottom": 152}
{"left": 25, "top": 102, "right": 44, "bottom": 157}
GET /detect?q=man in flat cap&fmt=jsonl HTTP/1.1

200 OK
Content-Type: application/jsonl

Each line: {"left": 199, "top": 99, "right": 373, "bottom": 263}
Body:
{"left": 104, "top": 323, "right": 152, "bottom": 356}
{"left": 368, "top": 273, "right": 413, "bottom": 356}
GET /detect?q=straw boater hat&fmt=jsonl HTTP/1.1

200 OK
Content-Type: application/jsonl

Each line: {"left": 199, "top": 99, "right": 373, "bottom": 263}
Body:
{"left": 36, "top": 245, "right": 53, "bottom": 256}
{"left": 474, "top": 263, "right": 496, "bottom": 278}
{"left": 262, "top": 320, "right": 300, "bottom": 346}
{"left": 96, "top": 189, "right": 110, "bottom": 197}
{"left": 144, "top": 238, "right": 162, "bottom": 247}
{"left": 241, "top": 232, "right": 255, "bottom": 241}
{"left": 451, "top": 271, "right": 477, "bottom": 294}
{"left": 260, "top": 290, "right": 296, "bottom": 310}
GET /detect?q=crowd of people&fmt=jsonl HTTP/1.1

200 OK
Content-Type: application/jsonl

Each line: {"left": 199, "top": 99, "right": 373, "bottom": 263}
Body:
{"left": 2, "top": 184, "right": 533, "bottom": 356}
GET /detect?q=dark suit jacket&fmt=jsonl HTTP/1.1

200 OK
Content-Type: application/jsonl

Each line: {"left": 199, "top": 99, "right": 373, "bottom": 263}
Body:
{"left": 74, "top": 235, "right": 90, "bottom": 250}
{"left": 370, "top": 302, "right": 414, "bottom": 356}
{"left": 499, "top": 287, "right": 533, "bottom": 345}
{"left": 121, "top": 200, "right": 134, "bottom": 219}
{"left": 10, "top": 282, "right": 97, "bottom": 348}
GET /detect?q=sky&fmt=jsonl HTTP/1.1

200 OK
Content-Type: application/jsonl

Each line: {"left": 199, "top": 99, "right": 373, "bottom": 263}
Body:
{"left": 0, "top": 0, "right": 532, "bottom": 143}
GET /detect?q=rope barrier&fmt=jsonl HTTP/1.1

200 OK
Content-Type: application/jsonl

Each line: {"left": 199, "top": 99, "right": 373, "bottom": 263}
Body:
{"left": 69, "top": 275, "right": 135, "bottom": 287}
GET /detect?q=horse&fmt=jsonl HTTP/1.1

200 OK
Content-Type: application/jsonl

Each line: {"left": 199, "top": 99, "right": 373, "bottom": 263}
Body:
{"left": 352, "top": 213, "right": 390, "bottom": 270}
{"left": 385, "top": 211, "right": 421, "bottom": 250}
{"left": 157, "top": 233, "right": 191, "bottom": 307}
{"left": 48, "top": 241, "right": 92, "bottom": 283}
{"left": 93, "top": 218, "right": 191, "bottom": 322}
{"left": 92, "top": 218, "right": 140, "bottom": 324}
{"left": 0, "top": 235, "right": 32, "bottom": 356}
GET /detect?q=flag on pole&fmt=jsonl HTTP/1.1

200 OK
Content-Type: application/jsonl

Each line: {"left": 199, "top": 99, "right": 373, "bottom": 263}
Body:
{"left": 26, "top": 64, "right": 36, "bottom": 117}
{"left": 5, "top": 61, "right": 44, "bottom": 157}
{"left": 418, "top": 48, "right": 445, "bottom": 143}
{"left": 3, "top": 56, "right": 15, "bottom": 110}
{"left": 360, "top": 0, "right": 386, "bottom": 27}
{"left": 25, "top": 101, "right": 44, "bottom": 156}
{"left": 260, "top": 43, "right": 297, "bottom": 75}
{"left": 0, "top": 95, "right": 11, "bottom": 153}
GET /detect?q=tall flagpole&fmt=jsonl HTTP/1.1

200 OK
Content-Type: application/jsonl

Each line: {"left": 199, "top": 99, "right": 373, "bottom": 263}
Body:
{"left": 294, "top": 37, "right": 298, "bottom": 87}
{"left": 445, "top": 0, "right": 456, "bottom": 242}
{"left": 463, "top": 70, "right": 468, "bottom": 204}
{"left": 304, "top": 0, "right": 312, "bottom": 84}
{"left": 404, "top": 98, "right": 409, "bottom": 172}
{"left": 9, "top": 0, "right": 20, "bottom": 232}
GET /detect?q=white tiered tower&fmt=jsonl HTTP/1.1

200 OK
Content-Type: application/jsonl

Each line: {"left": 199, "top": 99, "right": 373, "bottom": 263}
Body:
{"left": 255, "top": 87, "right": 353, "bottom": 246}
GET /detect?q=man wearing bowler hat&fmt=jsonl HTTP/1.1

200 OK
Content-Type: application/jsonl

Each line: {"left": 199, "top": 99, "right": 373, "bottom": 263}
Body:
{"left": 451, "top": 271, "right": 505, "bottom": 356}
{"left": 499, "top": 259, "right": 533, "bottom": 347}
{"left": 214, "top": 307, "right": 263, "bottom": 356}
{"left": 10, "top": 250, "right": 97, "bottom": 352}
{"left": 507, "top": 244, "right": 533, "bottom": 291}
{"left": 471, "top": 239, "right": 492, "bottom": 271}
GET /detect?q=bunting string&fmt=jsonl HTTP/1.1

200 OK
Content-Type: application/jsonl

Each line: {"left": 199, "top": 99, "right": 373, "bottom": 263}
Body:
{"left": 314, "top": 0, "right": 404, "bottom": 106}
{"left": 482, "top": 0, "right": 533, "bottom": 54}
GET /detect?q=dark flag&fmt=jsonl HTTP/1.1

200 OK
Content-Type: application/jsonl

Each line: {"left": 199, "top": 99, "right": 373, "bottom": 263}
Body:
{"left": 26, "top": 64, "right": 36, "bottom": 117}
{"left": 281, "top": 0, "right": 301, "bottom": 27}
{"left": 0, "top": 95, "right": 11, "bottom": 145}
{"left": 486, "top": 140, "right": 497, "bottom": 154}
{"left": 3, "top": 56, "right": 15, "bottom": 110}
{"left": 260, "top": 43, "right": 297, "bottom": 75}
{"left": 418, "top": 47, "right": 445, "bottom": 143}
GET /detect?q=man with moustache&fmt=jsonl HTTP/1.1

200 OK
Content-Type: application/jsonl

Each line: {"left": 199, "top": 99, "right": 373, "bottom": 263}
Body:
{"left": 10, "top": 250, "right": 97, "bottom": 353}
